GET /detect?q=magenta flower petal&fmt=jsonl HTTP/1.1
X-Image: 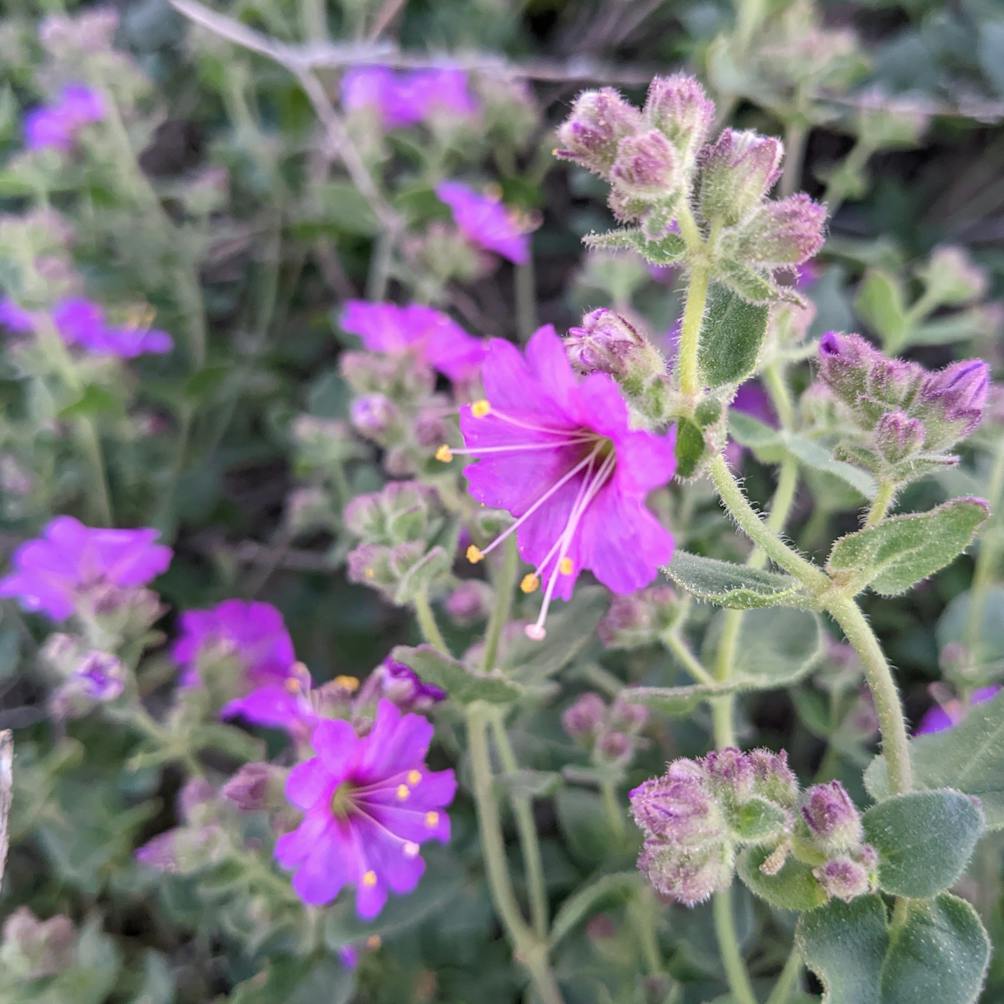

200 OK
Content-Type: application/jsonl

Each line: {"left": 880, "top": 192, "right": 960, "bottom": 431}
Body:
{"left": 23, "top": 84, "right": 104, "bottom": 152}
{"left": 436, "top": 181, "right": 530, "bottom": 264}
{"left": 275, "top": 699, "right": 455, "bottom": 916}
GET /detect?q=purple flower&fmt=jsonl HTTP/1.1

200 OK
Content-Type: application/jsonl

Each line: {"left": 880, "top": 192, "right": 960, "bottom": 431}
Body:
{"left": 24, "top": 84, "right": 104, "bottom": 152}
{"left": 0, "top": 299, "right": 35, "bottom": 334}
{"left": 173, "top": 599, "right": 297, "bottom": 690}
{"left": 342, "top": 66, "right": 477, "bottom": 129}
{"left": 275, "top": 699, "right": 456, "bottom": 916}
{"left": 53, "top": 298, "right": 173, "bottom": 358}
{"left": 76, "top": 650, "right": 125, "bottom": 701}
{"left": 340, "top": 300, "right": 486, "bottom": 382}
{"left": 0, "top": 516, "right": 171, "bottom": 620}
{"left": 221, "top": 660, "right": 318, "bottom": 735}
{"left": 916, "top": 684, "right": 1000, "bottom": 735}
{"left": 452, "top": 326, "right": 676, "bottom": 639}
{"left": 732, "top": 380, "right": 776, "bottom": 426}
{"left": 378, "top": 659, "right": 446, "bottom": 708}
{"left": 436, "top": 181, "right": 530, "bottom": 265}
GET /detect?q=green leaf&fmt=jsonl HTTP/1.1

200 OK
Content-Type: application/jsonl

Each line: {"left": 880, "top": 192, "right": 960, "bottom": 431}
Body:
{"left": 718, "top": 259, "right": 782, "bottom": 305}
{"left": 393, "top": 644, "right": 523, "bottom": 705}
{"left": 797, "top": 896, "right": 887, "bottom": 1004}
{"left": 827, "top": 498, "right": 989, "bottom": 596}
{"left": 862, "top": 790, "right": 984, "bottom": 898}
{"left": 549, "top": 872, "right": 640, "bottom": 948}
{"left": 496, "top": 768, "right": 562, "bottom": 799}
{"left": 855, "top": 268, "right": 908, "bottom": 350}
{"left": 881, "top": 895, "right": 990, "bottom": 1004}
{"left": 737, "top": 846, "right": 827, "bottom": 912}
{"left": 231, "top": 957, "right": 356, "bottom": 1004}
{"left": 698, "top": 283, "right": 769, "bottom": 388}
{"left": 630, "top": 608, "right": 823, "bottom": 713}
{"left": 58, "top": 384, "right": 123, "bottom": 420}
{"left": 674, "top": 416, "right": 706, "bottom": 479}
{"left": 293, "top": 180, "right": 380, "bottom": 237}
{"left": 728, "top": 796, "right": 790, "bottom": 842}
{"left": 587, "top": 227, "right": 688, "bottom": 264}
{"left": 663, "top": 550, "right": 808, "bottom": 610}
{"left": 865, "top": 689, "right": 1004, "bottom": 828}
{"left": 190, "top": 724, "right": 266, "bottom": 763}
{"left": 506, "top": 586, "right": 607, "bottom": 681}
{"left": 937, "top": 585, "right": 1004, "bottom": 674}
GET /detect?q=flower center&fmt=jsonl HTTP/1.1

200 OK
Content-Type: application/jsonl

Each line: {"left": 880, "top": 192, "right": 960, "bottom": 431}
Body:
{"left": 330, "top": 781, "right": 355, "bottom": 819}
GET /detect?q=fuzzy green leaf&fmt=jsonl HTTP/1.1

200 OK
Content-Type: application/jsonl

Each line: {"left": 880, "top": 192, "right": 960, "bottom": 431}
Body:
{"left": 585, "top": 227, "right": 685, "bottom": 264}
{"left": 737, "top": 846, "right": 828, "bottom": 912}
{"left": 862, "top": 790, "right": 984, "bottom": 898}
{"left": 698, "top": 284, "right": 770, "bottom": 388}
{"left": 855, "top": 268, "right": 908, "bottom": 350}
{"left": 393, "top": 645, "right": 523, "bottom": 705}
{"left": 630, "top": 608, "right": 823, "bottom": 714}
{"left": 664, "top": 550, "right": 807, "bottom": 609}
{"left": 827, "top": 497, "right": 989, "bottom": 596}
{"left": 674, "top": 416, "right": 707, "bottom": 479}
{"left": 865, "top": 689, "right": 1004, "bottom": 828}
{"left": 728, "top": 797, "right": 790, "bottom": 843}
{"left": 718, "top": 259, "right": 781, "bottom": 305}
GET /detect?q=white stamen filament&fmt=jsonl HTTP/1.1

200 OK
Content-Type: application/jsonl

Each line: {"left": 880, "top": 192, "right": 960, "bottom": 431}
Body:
{"left": 486, "top": 408, "right": 586, "bottom": 438}
{"left": 447, "top": 436, "right": 593, "bottom": 458}
{"left": 474, "top": 444, "right": 604, "bottom": 560}
{"left": 528, "top": 451, "right": 598, "bottom": 580}
{"left": 527, "top": 452, "right": 616, "bottom": 640}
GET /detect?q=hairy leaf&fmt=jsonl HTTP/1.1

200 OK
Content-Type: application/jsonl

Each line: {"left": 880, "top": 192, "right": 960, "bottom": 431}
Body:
{"left": 737, "top": 846, "right": 827, "bottom": 912}
{"left": 663, "top": 550, "right": 808, "bottom": 609}
{"left": 393, "top": 645, "right": 523, "bottom": 705}
{"left": 699, "top": 284, "right": 769, "bottom": 388}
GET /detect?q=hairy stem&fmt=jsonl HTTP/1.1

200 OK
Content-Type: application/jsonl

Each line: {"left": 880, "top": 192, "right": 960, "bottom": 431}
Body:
{"left": 713, "top": 887, "right": 759, "bottom": 1004}
{"left": 965, "top": 440, "right": 1004, "bottom": 664}
{"left": 483, "top": 537, "right": 519, "bottom": 673}
{"left": 864, "top": 480, "right": 896, "bottom": 527}
{"left": 826, "top": 594, "right": 912, "bottom": 794}
{"left": 765, "top": 946, "right": 803, "bottom": 1004}
{"left": 780, "top": 121, "right": 808, "bottom": 199}
{"left": 661, "top": 629, "right": 716, "bottom": 686}
{"left": 677, "top": 263, "right": 710, "bottom": 407}
{"left": 413, "top": 589, "right": 449, "bottom": 653}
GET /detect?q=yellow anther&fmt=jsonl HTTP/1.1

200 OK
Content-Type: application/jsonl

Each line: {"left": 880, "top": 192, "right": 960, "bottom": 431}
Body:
{"left": 424, "top": 811, "right": 440, "bottom": 829}
{"left": 559, "top": 558, "right": 574, "bottom": 575}
{"left": 362, "top": 870, "right": 378, "bottom": 887}
{"left": 366, "top": 935, "right": 382, "bottom": 949}
{"left": 403, "top": 841, "right": 420, "bottom": 858}
{"left": 284, "top": 676, "right": 302, "bottom": 693}
{"left": 470, "top": 399, "right": 491, "bottom": 418}
{"left": 520, "top": 573, "right": 540, "bottom": 594}
{"left": 466, "top": 545, "right": 484, "bottom": 564}
{"left": 435, "top": 444, "right": 454, "bottom": 463}
{"left": 396, "top": 783, "right": 410, "bottom": 801}
{"left": 364, "top": 567, "right": 375, "bottom": 579}
{"left": 334, "top": 674, "right": 359, "bottom": 693}
{"left": 407, "top": 769, "right": 422, "bottom": 785}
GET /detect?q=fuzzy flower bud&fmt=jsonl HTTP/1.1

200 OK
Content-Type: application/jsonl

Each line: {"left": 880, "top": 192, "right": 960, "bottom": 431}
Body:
{"left": 917, "top": 359, "right": 989, "bottom": 449}
{"left": 748, "top": 748, "right": 799, "bottom": 809}
{"left": 610, "top": 129, "right": 679, "bottom": 202}
{"left": 629, "top": 768, "right": 723, "bottom": 845}
{"left": 800, "top": 781, "right": 863, "bottom": 852}
{"left": 638, "top": 840, "right": 735, "bottom": 906}
{"left": 597, "top": 585, "right": 680, "bottom": 649}
{"left": 343, "top": 481, "right": 437, "bottom": 546}
{"left": 874, "top": 410, "right": 926, "bottom": 465}
{"left": 596, "top": 729, "right": 633, "bottom": 766}
{"left": 609, "top": 696, "right": 649, "bottom": 733}
{"left": 814, "top": 844, "right": 878, "bottom": 902}
{"left": 917, "top": 246, "right": 988, "bottom": 307}
{"left": 444, "top": 579, "right": 493, "bottom": 625}
{"left": 642, "top": 74, "right": 715, "bottom": 170}
{"left": 698, "top": 129, "right": 783, "bottom": 225}
{"left": 222, "top": 762, "right": 286, "bottom": 812}
{"left": 565, "top": 308, "right": 650, "bottom": 378}
{"left": 562, "top": 692, "right": 607, "bottom": 741}
{"left": 702, "top": 747, "right": 756, "bottom": 803}
{"left": 739, "top": 194, "right": 827, "bottom": 266}
{"left": 350, "top": 393, "right": 399, "bottom": 441}
{"left": 555, "top": 88, "right": 643, "bottom": 177}
{"left": 0, "top": 908, "right": 77, "bottom": 980}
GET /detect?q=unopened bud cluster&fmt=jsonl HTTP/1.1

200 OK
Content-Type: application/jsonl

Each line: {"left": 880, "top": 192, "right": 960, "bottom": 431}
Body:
{"left": 597, "top": 584, "right": 681, "bottom": 649}
{"left": 556, "top": 75, "right": 825, "bottom": 304}
{"left": 630, "top": 749, "right": 878, "bottom": 907}
{"left": 562, "top": 691, "right": 648, "bottom": 768}
{"left": 816, "top": 331, "right": 989, "bottom": 485}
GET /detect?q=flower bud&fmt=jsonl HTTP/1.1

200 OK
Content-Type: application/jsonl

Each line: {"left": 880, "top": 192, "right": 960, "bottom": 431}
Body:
{"left": 698, "top": 129, "right": 783, "bottom": 225}
{"left": 738, "top": 194, "right": 827, "bottom": 266}
{"left": 344, "top": 481, "right": 438, "bottom": 546}
{"left": 800, "top": 781, "right": 863, "bottom": 852}
{"left": 135, "top": 825, "right": 226, "bottom": 874}
{"left": 0, "top": 908, "right": 77, "bottom": 980}
{"left": 350, "top": 393, "right": 399, "bottom": 441}
{"left": 610, "top": 129, "right": 679, "bottom": 202}
{"left": 874, "top": 410, "right": 926, "bottom": 465}
{"left": 597, "top": 585, "right": 680, "bottom": 649}
{"left": 917, "top": 359, "right": 989, "bottom": 449}
{"left": 609, "top": 696, "right": 649, "bottom": 733}
{"left": 555, "top": 88, "right": 643, "bottom": 177}
{"left": 642, "top": 74, "right": 715, "bottom": 169}
{"left": 748, "top": 748, "right": 799, "bottom": 809}
{"left": 222, "top": 762, "right": 286, "bottom": 812}
{"left": 444, "top": 580, "right": 493, "bottom": 626}
{"left": 375, "top": 658, "right": 446, "bottom": 710}
{"left": 629, "top": 767, "right": 723, "bottom": 845}
{"left": 814, "top": 845, "right": 878, "bottom": 902}
{"left": 562, "top": 692, "right": 607, "bottom": 741}
{"left": 702, "top": 747, "right": 755, "bottom": 803}
{"left": 179, "top": 777, "right": 217, "bottom": 823}
{"left": 637, "top": 840, "right": 735, "bottom": 906}
{"left": 917, "top": 246, "right": 988, "bottom": 307}
{"left": 596, "top": 729, "right": 633, "bottom": 766}
{"left": 566, "top": 308, "right": 648, "bottom": 379}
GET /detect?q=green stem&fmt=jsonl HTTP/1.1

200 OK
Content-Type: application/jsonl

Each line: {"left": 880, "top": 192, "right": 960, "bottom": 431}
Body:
{"left": 713, "top": 887, "right": 758, "bottom": 1004}
{"left": 822, "top": 139, "right": 874, "bottom": 216}
{"left": 630, "top": 886, "right": 664, "bottom": 977}
{"left": 483, "top": 537, "right": 519, "bottom": 672}
{"left": 467, "top": 707, "right": 564, "bottom": 1004}
{"left": 491, "top": 714, "right": 550, "bottom": 937}
{"left": 599, "top": 777, "right": 626, "bottom": 839}
{"left": 677, "top": 263, "right": 710, "bottom": 408}
{"left": 965, "top": 441, "right": 1004, "bottom": 663}
{"left": 515, "top": 255, "right": 538, "bottom": 341}
{"left": 413, "top": 590, "right": 449, "bottom": 653}
{"left": 826, "top": 593, "right": 912, "bottom": 794}
{"left": 780, "top": 121, "right": 808, "bottom": 199}
{"left": 661, "top": 629, "right": 716, "bottom": 685}
{"left": 864, "top": 480, "right": 896, "bottom": 527}
{"left": 765, "top": 946, "right": 802, "bottom": 1004}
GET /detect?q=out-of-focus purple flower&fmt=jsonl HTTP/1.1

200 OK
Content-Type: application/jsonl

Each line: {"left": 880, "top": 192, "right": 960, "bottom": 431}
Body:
{"left": 172, "top": 599, "right": 296, "bottom": 690}
{"left": 53, "top": 298, "right": 173, "bottom": 358}
{"left": 916, "top": 684, "right": 1000, "bottom": 735}
{"left": 222, "top": 762, "right": 286, "bottom": 812}
{"left": 796, "top": 261, "right": 819, "bottom": 290}
{"left": 0, "top": 516, "right": 171, "bottom": 620}
{"left": 340, "top": 300, "right": 486, "bottom": 383}
{"left": 453, "top": 326, "right": 676, "bottom": 640}
{"left": 76, "top": 650, "right": 124, "bottom": 700}
{"left": 342, "top": 66, "right": 478, "bottom": 128}
{"left": 24, "top": 84, "right": 104, "bottom": 152}
{"left": 378, "top": 659, "right": 446, "bottom": 708}
{"left": 275, "top": 699, "right": 456, "bottom": 916}
{"left": 436, "top": 181, "right": 530, "bottom": 264}
{"left": 562, "top": 692, "right": 607, "bottom": 740}
{"left": 0, "top": 299, "right": 35, "bottom": 334}
{"left": 733, "top": 381, "right": 776, "bottom": 426}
